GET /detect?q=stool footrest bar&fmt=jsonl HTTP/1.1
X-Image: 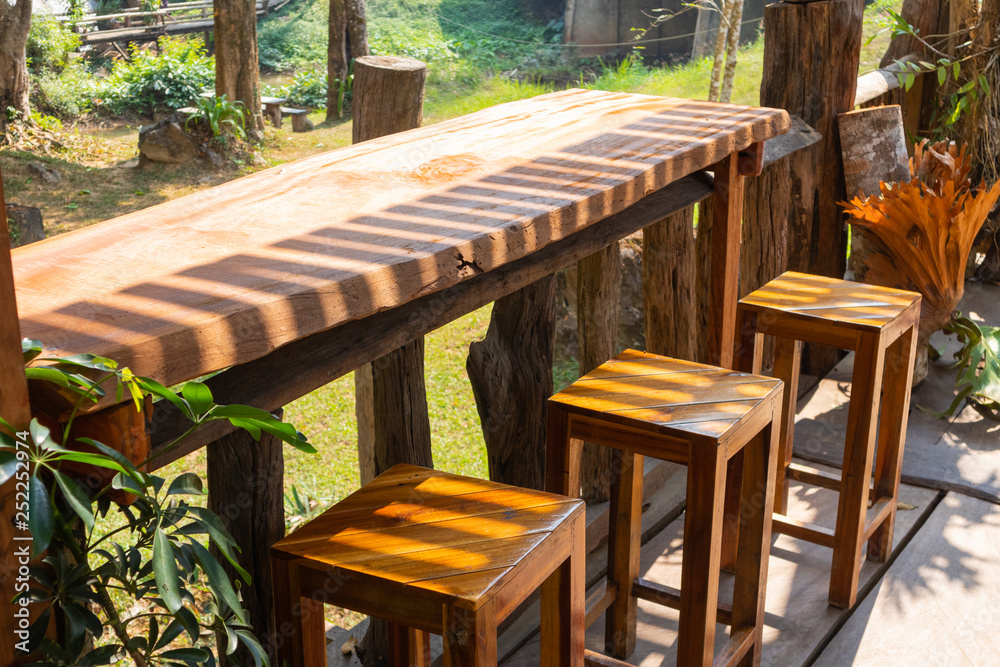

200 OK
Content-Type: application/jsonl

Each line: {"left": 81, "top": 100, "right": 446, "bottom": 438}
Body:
{"left": 584, "top": 649, "right": 634, "bottom": 667}
{"left": 585, "top": 580, "right": 617, "bottom": 629}
{"left": 773, "top": 513, "right": 837, "bottom": 548}
{"left": 632, "top": 577, "right": 733, "bottom": 626}
{"left": 786, "top": 461, "right": 842, "bottom": 492}
{"left": 716, "top": 624, "right": 756, "bottom": 667}
{"left": 864, "top": 497, "right": 894, "bottom": 539}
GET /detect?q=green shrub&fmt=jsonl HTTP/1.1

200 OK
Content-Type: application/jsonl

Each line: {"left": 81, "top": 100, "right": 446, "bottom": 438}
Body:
{"left": 26, "top": 14, "right": 81, "bottom": 73}
{"left": 257, "top": 0, "right": 329, "bottom": 71}
{"left": 185, "top": 93, "right": 246, "bottom": 139}
{"left": 101, "top": 37, "right": 214, "bottom": 115}
{"left": 282, "top": 67, "right": 328, "bottom": 108}
{"left": 33, "top": 63, "right": 98, "bottom": 117}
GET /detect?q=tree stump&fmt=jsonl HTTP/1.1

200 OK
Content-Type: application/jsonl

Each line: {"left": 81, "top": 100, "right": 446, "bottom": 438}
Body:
{"left": 5, "top": 203, "right": 44, "bottom": 247}
{"left": 351, "top": 56, "right": 426, "bottom": 144}
{"left": 467, "top": 275, "right": 556, "bottom": 492}
{"left": 207, "top": 415, "right": 284, "bottom": 667}
{"left": 214, "top": 0, "right": 263, "bottom": 135}
{"left": 350, "top": 54, "right": 429, "bottom": 667}
{"left": 756, "top": 0, "right": 864, "bottom": 377}
{"left": 642, "top": 206, "right": 697, "bottom": 360}
{"left": 577, "top": 243, "right": 621, "bottom": 502}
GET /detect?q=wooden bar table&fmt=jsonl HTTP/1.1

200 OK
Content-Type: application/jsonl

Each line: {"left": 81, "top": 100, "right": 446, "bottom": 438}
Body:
{"left": 4, "top": 88, "right": 788, "bottom": 662}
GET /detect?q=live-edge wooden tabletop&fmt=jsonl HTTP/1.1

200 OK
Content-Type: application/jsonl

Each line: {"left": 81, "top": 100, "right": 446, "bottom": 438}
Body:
{"left": 12, "top": 88, "right": 789, "bottom": 408}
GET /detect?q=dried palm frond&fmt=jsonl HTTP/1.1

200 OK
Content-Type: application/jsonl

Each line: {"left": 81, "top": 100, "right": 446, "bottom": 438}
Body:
{"left": 841, "top": 140, "right": 1000, "bottom": 338}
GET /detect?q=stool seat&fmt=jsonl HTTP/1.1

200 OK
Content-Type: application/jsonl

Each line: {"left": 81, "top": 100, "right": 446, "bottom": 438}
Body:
{"left": 551, "top": 350, "right": 781, "bottom": 441}
{"left": 271, "top": 464, "right": 586, "bottom": 666}
{"left": 547, "top": 350, "right": 783, "bottom": 666}
{"left": 737, "top": 271, "right": 917, "bottom": 335}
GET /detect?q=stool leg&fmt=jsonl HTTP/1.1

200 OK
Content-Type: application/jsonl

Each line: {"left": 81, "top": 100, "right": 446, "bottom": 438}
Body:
{"left": 271, "top": 557, "right": 326, "bottom": 667}
{"left": 771, "top": 336, "right": 801, "bottom": 515}
{"left": 443, "top": 601, "right": 497, "bottom": 666}
{"left": 730, "top": 411, "right": 780, "bottom": 667}
{"left": 733, "top": 306, "right": 763, "bottom": 374}
{"left": 545, "top": 404, "right": 582, "bottom": 497}
{"left": 605, "top": 450, "right": 643, "bottom": 658}
{"left": 678, "top": 445, "right": 727, "bottom": 666}
{"left": 541, "top": 510, "right": 586, "bottom": 667}
{"left": 389, "top": 623, "right": 432, "bottom": 667}
{"left": 830, "top": 332, "right": 885, "bottom": 609}
{"left": 868, "top": 323, "right": 917, "bottom": 563}
{"left": 720, "top": 449, "right": 744, "bottom": 574}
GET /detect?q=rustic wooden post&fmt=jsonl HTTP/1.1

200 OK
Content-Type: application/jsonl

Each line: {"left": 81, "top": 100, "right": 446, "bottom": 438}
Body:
{"left": 207, "top": 413, "right": 284, "bottom": 667}
{"left": 642, "top": 206, "right": 697, "bottom": 360}
{"left": 467, "top": 275, "right": 555, "bottom": 491}
{"left": 753, "top": 0, "right": 864, "bottom": 377}
{"left": 576, "top": 243, "right": 621, "bottom": 502}
{"left": 351, "top": 55, "right": 429, "bottom": 667}
{"left": 695, "top": 201, "right": 712, "bottom": 365}
{"left": 0, "top": 167, "right": 34, "bottom": 666}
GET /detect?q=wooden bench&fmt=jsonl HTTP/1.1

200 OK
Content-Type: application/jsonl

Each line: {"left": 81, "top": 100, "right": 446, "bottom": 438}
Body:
{"left": 735, "top": 271, "right": 921, "bottom": 609}
{"left": 546, "top": 349, "right": 783, "bottom": 666}
{"left": 279, "top": 106, "right": 309, "bottom": 132}
{"left": 271, "top": 464, "right": 586, "bottom": 666}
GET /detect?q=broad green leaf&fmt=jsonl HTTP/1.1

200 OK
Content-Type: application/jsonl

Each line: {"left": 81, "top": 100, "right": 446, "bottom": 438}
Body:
{"left": 22, "top": 338, "right": 43, "bottom": 363}
{"left": 227, "top": 417, "right": 261, "bottom": 440}
{"left": 235, "top": 628, "right": 271, "bottom": 667}
{"left": 189, "top": 539, "right": 246, "bottom": 623}
{"left": 74, "top": 438, "right": 143, "bottom": 480}
{"left": 154, "top": 618, "right": 188, "bottom": 651}
{"left": 953, "top": 61, "right": 961, "bottom": 79}
{"left": 159, "top": 648, "right": 212, "bottom": 661}
{"left": 937, "top": 67, "right": 946, "bottom": 85}
{"left": 182, "top": 381, "right": 213, "bottom": 415}
{"left": 0, "top": 451, "right": 18, "bottom": 486}
{"left": 153, "top": 526, "right": 183, "bottom": 613}
{"left": 53, "top": 470, "right": 95, "bottom": 531}
{"left": 135, "top": 377, "right": 190, "bottom": 416}
{"left": 28, "top": 475, "right": 54, "bottom": 556}
{"left": 905, "top": 72, "right": 915, "bottom": 91}
{"left": 166, "top": 472, "right": 205, "bottom": 496}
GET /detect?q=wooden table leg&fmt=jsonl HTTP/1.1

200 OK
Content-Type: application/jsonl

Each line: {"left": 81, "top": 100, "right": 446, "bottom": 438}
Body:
{"left": 830, "top": 331, "right": 885, "bottom": 609}
{"left": 730, "top": 412, "right": 779, "bottom": 667}
{"left": 271, "top": 559, "right": 326, "bottom": 667}
{"left": 389, "top": 623, "right": 432, "bottom": 667}
{"left": 678, "top": 444, "right": 727, "bottom": 665}
{"left": 868, "top": 322, "right": 917, "bottom": 562}
{"left": 545, "top": 405, "right": 581, "bottom": 497}
{"left": 605, "top": 450, "right": 643, "bottom": 658}
{"left": 708, "top": 152, "right": 745, "bottom": 369}
{"left": 541, "top": 511, "right": 585, "bottom": 667}
{"left": 443, "top": 601, "right": 497, "bottom": 666}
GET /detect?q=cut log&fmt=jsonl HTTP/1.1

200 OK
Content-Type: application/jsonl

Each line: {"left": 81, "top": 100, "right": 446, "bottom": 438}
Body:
{"left": 5, "top": 203, "right": 44, "bottom": 247}
{"left": 756, "top": 0, "right": 864, "bottom": 377}
{"left": 207, "top": 411, "right": 284, "bottom": 667}
{"left": 576, "top": 243, "right": 621, "bottom": 502}
{"left": 350, "top": 56, "right": 429, "bottom": 666}
{"left": 467, "top": 275, "right": 555, "bottom": 491}
{"left": 642, "top": 206, "right": 697, "bottom": 360}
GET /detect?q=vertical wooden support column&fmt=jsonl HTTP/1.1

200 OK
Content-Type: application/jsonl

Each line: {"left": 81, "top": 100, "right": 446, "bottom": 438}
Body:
{"left": 755, "top": 0, "right": 863, "bottom": 377}
{"left": 207, "top": 415, "right": 284, "bottom": 667}
{"left": 351, "top": 55, "right": 430, "bottom": 667}
{"left": 695, "top": 200, "right": 713, "bottom": 365}
{"left": 352, "top": 55, "right": 431, "bottom": 486}
{"left": 0, "top": 167, "right": 33, "bottom": 667}
{"left": 576, "top": 243, "right": 621, "bottom": 502}
{"left": 708, "top": 153, "right": 743, "bottom": 369}
{"left": 467, "top": 275, "right": 555, "bottom": 491}
{"left": 642, "top": 206, "right": 698, "bottom": 360}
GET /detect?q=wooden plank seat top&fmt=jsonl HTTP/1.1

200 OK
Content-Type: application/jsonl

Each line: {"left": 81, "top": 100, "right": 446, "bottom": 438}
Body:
{"left": 735, "top": 271, "right": 921, "bottom": 610}
{"left": 270, "top": 463, "right": 586, "bottom": 666}
{"left": 546, "top": 349, "right": 783, "bottom": 666}
{"left": 12, "top": 89, "right": 788, "bottom": 414}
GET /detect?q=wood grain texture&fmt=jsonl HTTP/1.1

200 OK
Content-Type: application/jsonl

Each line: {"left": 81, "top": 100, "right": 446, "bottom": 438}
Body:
{"left": 642, "top": 205, "right": 697, "bottom": 361}
{"left": 708, "top": 152, "right": 743, "bottom": 369}
{"left": 14, "top": 89, "right": 788, "bottom": 414}
{"left": 207, "top": 416, "right": 284, "bottom": 667}
{"left": 761, "top": 0, "right": 863, "bottom": 377}
{"left": 577, "top": 243, "right": 621, "bottom": 503}
{"left": 466, "top": 274, "right": 555, "bottom": 491}
{"left": 351, "top": 56, "right": 425, "bottom": 144}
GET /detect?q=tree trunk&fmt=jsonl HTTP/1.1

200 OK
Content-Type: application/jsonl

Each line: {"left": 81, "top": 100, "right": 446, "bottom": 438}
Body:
{"left": 708, "top": 0, "right": 734, "bottom": 101}
{"left": 576, "top": 243, "right": 621, "bottom": 503}
{"left": 214, "top": 0, "right": 262, "bottom": 135}
{"left": 759, "top": 0, "right": 863, "bottom": 377}
{"left": 207, "top": 413, "right": 284, "bottom": 667}
{"left": 0, "top": 0, "right": 32, "bottom": 132}
{"left": 467, "top": 275, "right": 555, "bottom": 492}
{"left": 350, "top": 56, "right": 429, "bottom": 667}
{"left": 345, "top": 0, "right": 369, "bottom": 58}
{"left": 720, "top": 0, "right": 745, "bottom": 103}
{"left": 642, "top": 206, "right": 697, "bottom": 360}
{"left": 327, "top": 0, "right": 347, "bottom": 120}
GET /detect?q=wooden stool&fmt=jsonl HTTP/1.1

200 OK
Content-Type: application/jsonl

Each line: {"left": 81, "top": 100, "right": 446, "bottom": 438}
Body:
{"left": 545, "top": 350, "right": 783, "bottom": 666}
{"left": 734, "top": 271, "right": 921, "bottom": 609}
{"left": 270, "top": 464, "right": 586, "bottom": 666}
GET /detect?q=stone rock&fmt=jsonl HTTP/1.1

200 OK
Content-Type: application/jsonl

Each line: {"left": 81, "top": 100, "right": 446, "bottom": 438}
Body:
{"left": 554, "top": 233, "right": 646, "bottom": 367}
{"left": 138, "top": 116, "right": 199, "bottom": 164}
{"left": 6, "top": 203, "right": 45, "bottom": 247}
{"left": 202, "top": 148, "right": 224, "bottom": 168}
{"left": 27, "top": 162, "right": 61, "bottom": 184}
